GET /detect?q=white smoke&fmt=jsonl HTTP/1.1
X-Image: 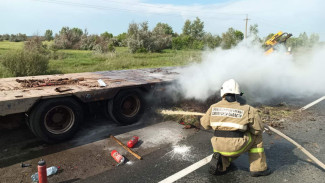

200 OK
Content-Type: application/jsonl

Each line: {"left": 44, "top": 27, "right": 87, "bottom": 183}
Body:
{"left": 176, "top": 40, "right": 325, "bottom": 102}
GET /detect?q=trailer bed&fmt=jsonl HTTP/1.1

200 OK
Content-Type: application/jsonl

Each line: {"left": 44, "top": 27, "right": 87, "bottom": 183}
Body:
{"left": 0, "top": 67, "right": 179, "bottom": 116}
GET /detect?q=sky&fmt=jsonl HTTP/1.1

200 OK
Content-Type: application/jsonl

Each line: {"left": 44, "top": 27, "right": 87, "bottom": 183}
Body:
{"left": 1, "top": 0, "right": 324, "bottom": 40}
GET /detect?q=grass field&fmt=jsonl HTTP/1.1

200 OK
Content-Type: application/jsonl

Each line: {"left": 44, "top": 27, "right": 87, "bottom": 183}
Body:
{"left": 0, "top": 41, "right": 202, "bottom": 78}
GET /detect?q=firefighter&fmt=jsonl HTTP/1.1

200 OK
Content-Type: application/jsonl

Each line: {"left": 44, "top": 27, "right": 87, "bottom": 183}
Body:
{"left": 200, "top": 79, "right": 271, "bottom": 177}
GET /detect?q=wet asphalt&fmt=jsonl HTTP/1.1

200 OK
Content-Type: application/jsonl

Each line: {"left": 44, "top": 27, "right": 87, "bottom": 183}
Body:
{"left": 80, "top": 97, "right": 325, "bottom": 183}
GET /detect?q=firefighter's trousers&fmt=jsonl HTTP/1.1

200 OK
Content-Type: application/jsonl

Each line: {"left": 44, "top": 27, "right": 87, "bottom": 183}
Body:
{"left": 211, "top": 133, "right": 267, "bottom": 172}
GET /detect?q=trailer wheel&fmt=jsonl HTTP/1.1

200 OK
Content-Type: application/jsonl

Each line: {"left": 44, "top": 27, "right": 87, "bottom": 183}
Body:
{"left": 107, "top": 89, "right": 145, "bottom": 125}
{"left": 28, "top": 98, "right": 83, "bottom": 143}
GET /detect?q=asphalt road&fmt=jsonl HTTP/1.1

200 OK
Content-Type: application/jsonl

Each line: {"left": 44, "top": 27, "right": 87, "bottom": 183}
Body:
{"left": 0, "top": 96, "right": 324, "bottom": 183}
{"left": 81, "top": 122, "right": 325, "bottom": 183}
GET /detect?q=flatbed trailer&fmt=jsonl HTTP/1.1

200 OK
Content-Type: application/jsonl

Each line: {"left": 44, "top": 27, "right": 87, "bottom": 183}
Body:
{"left": 0, "top": 67, "right": 179, "bottom": 143}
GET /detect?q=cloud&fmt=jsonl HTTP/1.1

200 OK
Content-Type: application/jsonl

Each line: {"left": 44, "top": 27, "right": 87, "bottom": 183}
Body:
{"left": 0, "top": 0, "right": 324, "bottom": 39}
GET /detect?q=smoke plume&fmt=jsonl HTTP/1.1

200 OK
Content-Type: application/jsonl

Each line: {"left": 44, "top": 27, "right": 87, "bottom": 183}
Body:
{"left": 175, "top": 40, "right": 325, "bottom": 103}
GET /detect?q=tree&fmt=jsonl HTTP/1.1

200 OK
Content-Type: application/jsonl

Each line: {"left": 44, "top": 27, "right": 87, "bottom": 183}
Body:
{"left": 44, "top": 30, "right": 53, "bottom": 41}
{"left": 309, "top": 33, "right": 319, "bottom": 46}
{"left": 153, "top": 23, "right": 173, "bottom": 35}
{"left": 203, "top": 33, "right": 222, "bottom": 49}
{"left": 234, "top": 30, "right": 244, "bottom": 41}
{"left": 152, "top": 23, "right": 173, "bottom": 50}
{"left": 298, "top": 32, "right": 308, "bottom": 47}
{"left": 191, "top": 17, "right": 205, "bottom": 40}
{"left": 8, "top": 33, "right": 27, "bottom": 42}
{"left": 3, "top": 34, "right": 10, "bottom": 40}
{"left": 173, "top": 17, "right": 206, "bottom": 50}
{"left": 286, "top": 37, "right": 299, "bottom": 49}
{"left": 101, "top": 31, "right": 113, "bottom": 40}
{"left": 249, "top": 24, "right": 259, "bottom": 36}
{"left": 286, "top": 32, "right": 319, "bottom": 50}
{"left": 221, "top": 28, "right": 244, "bottom": 49}
{"left": 182, "top": 17, "right": 205, "bottom": 40}
{"left": 182, "top": 20, "right": 192, "bottom": 36}
{"left": 248, "top": 24, "right": 262, "bottom": 44}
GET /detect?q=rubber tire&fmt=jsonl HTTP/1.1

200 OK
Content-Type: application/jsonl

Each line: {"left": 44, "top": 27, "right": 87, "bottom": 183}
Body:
{"left": 107, "top": 89, "right": 145, "bottom": 125}
{"left": 28, "top": 98, "right": 83, "bottom": 143}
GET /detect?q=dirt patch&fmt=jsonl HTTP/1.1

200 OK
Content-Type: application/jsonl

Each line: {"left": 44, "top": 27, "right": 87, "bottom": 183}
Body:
{"left": 257, "top": 105, "right": 313, "bottom": 129}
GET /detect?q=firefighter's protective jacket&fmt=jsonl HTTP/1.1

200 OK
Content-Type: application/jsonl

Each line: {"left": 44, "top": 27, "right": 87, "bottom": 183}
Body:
{"left": 200, "top": 98, "right": 267, "bottom": 172}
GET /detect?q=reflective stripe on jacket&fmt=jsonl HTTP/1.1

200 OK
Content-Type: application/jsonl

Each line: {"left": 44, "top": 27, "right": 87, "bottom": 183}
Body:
{"left": 210, "top": 122, "right": 247, "bottom": 131}
{"left": 200, "top": 98, "right": 263, "bottom": 135}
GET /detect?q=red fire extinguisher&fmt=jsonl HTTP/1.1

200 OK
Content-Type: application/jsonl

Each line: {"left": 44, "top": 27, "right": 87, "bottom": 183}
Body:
{"left": 38, "top": 159, "right": 48, "bottom": 183}
{"left": 111, "top": 150, "right": 125, "bottom": 165}
{"left": 127, "top": 136, "right": 139, "bottom": 148}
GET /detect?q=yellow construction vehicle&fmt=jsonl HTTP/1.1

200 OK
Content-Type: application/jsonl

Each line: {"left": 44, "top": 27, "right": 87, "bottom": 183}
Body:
{"left": 265, "top": 31, "right": 292, "bottom": 54}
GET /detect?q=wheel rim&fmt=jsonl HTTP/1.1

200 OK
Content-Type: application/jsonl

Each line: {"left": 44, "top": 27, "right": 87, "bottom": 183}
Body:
{"left": 120, "top": 95, "right": 141, "bottom": 117}
{"left": 44, "top": 105, "right": 75, "bottom": 134}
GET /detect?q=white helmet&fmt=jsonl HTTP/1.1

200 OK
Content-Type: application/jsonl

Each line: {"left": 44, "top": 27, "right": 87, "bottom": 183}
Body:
{"left": 220, "top": 79, "right": 241, "bottom": 97}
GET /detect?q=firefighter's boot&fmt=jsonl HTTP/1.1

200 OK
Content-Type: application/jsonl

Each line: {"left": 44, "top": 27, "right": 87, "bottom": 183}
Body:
{"left": 250, "top": 168, "right": 271, "bottom": 177}
{"left": 209, "top": 152, "right": 222, "bottom": 175}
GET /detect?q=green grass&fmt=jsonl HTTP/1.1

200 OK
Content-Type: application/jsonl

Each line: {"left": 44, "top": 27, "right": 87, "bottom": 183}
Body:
{"left": 0, "top": 41, "right": 202, "bottom": 78}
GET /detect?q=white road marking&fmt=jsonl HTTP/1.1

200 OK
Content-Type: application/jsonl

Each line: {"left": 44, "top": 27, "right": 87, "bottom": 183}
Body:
{"left": 299, "top": 96, "right": 325, "bottom": 111}
{"left": 158, "top": 154, "right": 213, "bottom": 183}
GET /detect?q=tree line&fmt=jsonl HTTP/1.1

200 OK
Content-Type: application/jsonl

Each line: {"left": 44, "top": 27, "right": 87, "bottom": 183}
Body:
{"left": 0, "top": 33, "right": 27, "bottom": 42}
{"left": 0, "top": 17, "right": 320, "bottom": 54}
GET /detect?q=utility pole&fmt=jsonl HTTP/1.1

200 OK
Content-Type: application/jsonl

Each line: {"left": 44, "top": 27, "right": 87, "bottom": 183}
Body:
{"left": 244, "top": 14, "right": 250, "bottom": 39}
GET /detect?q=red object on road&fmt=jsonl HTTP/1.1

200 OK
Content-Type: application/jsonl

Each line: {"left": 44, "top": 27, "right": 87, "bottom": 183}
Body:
{"left": 111, "top": 150, "right": 125, "bottom": 164}
{"left": 38, "top": 159, "right": 48, "bottom": 183}
{"left": 127, "top": 136, "right": 139, "bottom": 148}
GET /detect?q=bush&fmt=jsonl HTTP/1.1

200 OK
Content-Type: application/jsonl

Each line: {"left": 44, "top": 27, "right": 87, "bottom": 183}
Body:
{"left": 24, "top": 36, "right": 49, "bottom": 54}
{"left": 108, "top": 43, "right": 115, "bottom": 52}
{"left": 172, "top": 36, "right": 185, "bottom": 50}
{"left": 52, "top": 27, "right": 83, "bottom": 49}
{"left": 192, "top": 40, "right": 204, "bottom": 50}
{"left": 172, "top": 35, "right": 194, "bottom": 50}
{"left": 79, "top": 35, "right": 99, "bottom": 50}
{"left": 127, "top": 22, "right": 152, "bottom": 53}
{"left": 79, "top": 35, "right": 115, "bottom": 53}
{"left": 127, "top": 22, "right": 172, "bottom": 53}
{"left": 116, "top": 32, "right": 127, "bottom": 47}
{"left": 1, "top": 50, "right": 49, "bottom": 76}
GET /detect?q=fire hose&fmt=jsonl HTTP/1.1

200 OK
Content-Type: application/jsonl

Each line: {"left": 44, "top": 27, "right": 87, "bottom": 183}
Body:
{"left": 160, "top": 110, "right": 325, "bottom": 171}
